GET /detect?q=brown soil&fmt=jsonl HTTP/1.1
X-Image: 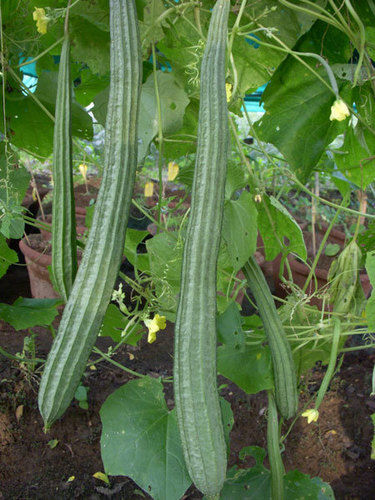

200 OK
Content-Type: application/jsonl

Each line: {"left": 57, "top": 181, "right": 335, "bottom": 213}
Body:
{"left": 1, "top": 256, "right": 375, "bottom": 499}
{"left": 73, "top": 183, "right": 99, "bottom": 210}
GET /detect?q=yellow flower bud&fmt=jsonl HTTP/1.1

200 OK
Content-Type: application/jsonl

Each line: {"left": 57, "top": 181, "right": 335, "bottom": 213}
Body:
{"left": 226, "top": 83, "right": 232, "bottom": 103}
{"left": 79, "top": 163, "right": 88, "bottom": 181}
{"left": 33, "top": 8, "right": 49, "bottom": 35}
{"left": 329, "top": 99, "right": 350, "bottom": 121}
{"left": 302, "top": 408, "right": 319, "bottom": 424}
{"left": 144, "top": 314, "right": 167, "bottom": 343}
{"left": 144, "top": 181, "right": 154, "bottom": 198}
{"left": 167, "top": 161, "right": 179, "bottom": 181}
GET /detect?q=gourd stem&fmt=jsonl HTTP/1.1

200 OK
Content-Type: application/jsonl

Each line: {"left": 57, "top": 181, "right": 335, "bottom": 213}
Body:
{"left": 267, "top": 391, "right": 285, "bottom": 500}
{"left": 315, "top": 318, "right": 341, "bottom": 409}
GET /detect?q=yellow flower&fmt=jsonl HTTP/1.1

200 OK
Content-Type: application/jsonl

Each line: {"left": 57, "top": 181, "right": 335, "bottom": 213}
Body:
{"left": 167, "top": 161, "right": 179, "bottom": 181}
{"left": 226, "top": 83, "right": 232, "bottom": 103}
{"left": 329, "top": 99, "right": 350, "bottom": 121}
{"left": 144, "top": 181, "right": 154, "bottom": 198}
{"left": 33, "top": 7, "right": 49, "bottom": 35}
{"left": 144, "top": 314, "right": 166, "bottom": 343}
{"left": 79, "top": 163, "right": 88, "bottom": 181}
{"left": 302, "top": 408, "right": 319, "bottom": 424}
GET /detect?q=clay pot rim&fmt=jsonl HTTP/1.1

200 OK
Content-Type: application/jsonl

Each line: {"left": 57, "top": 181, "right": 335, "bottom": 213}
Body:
{"left": 19, "top": 237, "right": 52, "bottom": 266}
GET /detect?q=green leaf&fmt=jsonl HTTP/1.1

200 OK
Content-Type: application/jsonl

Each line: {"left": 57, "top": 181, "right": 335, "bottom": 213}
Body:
{"left": 139, "top": 0, "right": 169, "bottom": 49}
{"left": 3, "top": 72, "right": 93, "bottom": 157}
{"left": 217, "top": 343, "right": 274, "bottom": 394}
{"left": 124, "top": 228, "right": 150, "bottom": 272}
{"left": 284, "top": 470, "right": 334, "bottom": 499}
{"left": 0, "top": 152, "right": 30, "bottom": 206}
{"left": 220, "top": 397, "right": 234, "bottom": 453}
{"left": 334, "top": 123, "right": 375, "bottom": 188}
{"left": 217, "top": 301, "right": 245, "bottom": 348}
{"left": 1, "top": 213, "right": 25, "bottom": 239}
{"left": 47, "top": 439, "right": 59, "bottom": 449}
{"left": 371, "top": 414, "right": 375, "bottom": 460}
{"left": 100, "top": 377, "right": 192, "bottom": 500}
{"left": 100, "top": 304, "right": 143, "bottom": 345}
{"left": 70, "top": 16, "right": 110, "bottom": 75}
{"left": 0, "top": 297, "right": 62, "bottom": 330}
{"left": 325, "top": 243, "right": 340, "bottom": 257}
{"left": 75, "top": 384, "right": 88, "bottom": 402}
{"left": 225, "top": 160, "right": 249, "bottom": 201}
{"left": 163, "top": 99, "right": 199, "bottom": 161}
{"left": 146, "top": 232, "right": 183, "bottom": 320}
{"left": 34, "top": 71, "right": 93, "bottom": 141}
{"left": 258, "top": 196, "right": 306, "bottom": 261}
{"left": 138, "top": 72, "right": 190, "bottom": 161}
{"left": 218, "top": 448, "right": 334, "bottom": 499}
{"left": 222, "top": 191, "right": 258, "bottom": 271}
{"left": 365, "top": 251, "right": 375, "bottom": 330}
{"left": 94, "top": 72, "right": 190, "bottom": 162}
{"left": 70, "top": 0, "right": 109, "bottom": 32}
{"left": 0, "top": 235, "right": 18, "bottom": 278}
{"left": 255, "top": 21, "right": 350, "bottom": 182}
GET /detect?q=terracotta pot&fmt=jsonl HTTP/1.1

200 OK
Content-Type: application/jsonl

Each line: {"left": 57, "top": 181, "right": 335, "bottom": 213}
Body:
{"left": 37, "top": 214, "right": 86, "bottom": 241}
{"left": 271, "top": 221, "right": 371, "bottom": 308}
{"left": 287, "top": 256, "right": 371, "bottom": 308}
{"left": 19, "top": 237, "right": 59, "bottom": 299}
{"left": 19, "top": 236, "right": 83, "bottom": 299}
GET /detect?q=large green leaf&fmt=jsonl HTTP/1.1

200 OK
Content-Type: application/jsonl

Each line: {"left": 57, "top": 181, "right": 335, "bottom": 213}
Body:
{"left": 222, "top": 191, "right": 258, "bottom": 272}
{"left": 231, "top": 0, "right": 330, "bottom": 96}
{"left": 258, "top": 196, "right": 306, "bottom": 261}
{"left": 100, "top": 377, "right": 191, "bottom": 500}
{"left": 334, "top": 123, "right": 375, "bottom": 188}
{"left": 34, "top": 71, "right": 93, "bottom": 141}
{"left": 94, "top": 72, "right": 190, "bottom": 162}
{"left": 0, "top": 235, "right": 18, "bottom": 279}
{"left": 2, "top": 72, "right": 93, "bottom": 157}
{"left": 217, "top": 447, "right": 334, "bottom": 499}
{"left": 124, "top": 228, "right": 150, "bottom": 272}
{"left": 217, "top": 301, "right": 245, "bottom": 349}
{"left": 0, "top": 297, "right": 62, "bottom": 330}
{"left": 217, "top": 344, "right": 273, "bottom": 394}
{"left": 70, "top": 16, "right": 110, "bottom": 75}
{"left": 255, "top": 21, "right": 351, "bottom": 182}
{"left": 146, "top": 231, "right": 183, "bottom": 320}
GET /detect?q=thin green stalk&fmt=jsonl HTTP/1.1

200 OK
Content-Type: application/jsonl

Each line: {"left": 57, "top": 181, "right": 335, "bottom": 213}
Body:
{"left": 92, "top": 346, "right": 147, "bottom": 379}
{"left": 17, "top": 37, "right": 64, "bottom": 68}
{"left": 344, "top": 0, "right": 366, "bottom": 87}
{"left": 315, "top": 318, "right": 341, "bottom": 409}
{"left": 267, "top": 391, "right": 285, "bottom": 500}
{"left": 279, "top": 0, "right": 344, "bottom": 31}
{"left": 0, "top": 345, "right": 45, "bottom": 364}
{"left": 151, "top": 41, "right": 164, "bottom": 227}
{"left": 340, "top": 343, "right": 375, "bottom": 353}
{"left": 302, "top": 197, "right": 346, "bottom": 293}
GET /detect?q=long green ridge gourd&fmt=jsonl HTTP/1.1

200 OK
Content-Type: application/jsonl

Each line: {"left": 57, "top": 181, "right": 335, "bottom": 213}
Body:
{"left": 38, "top": 0, "right": 142, "bottom": 429}
{"left": 267, "top": 391, "right": 285, "bottom": 500}
{"left": 173, "top": 1, "right": 230, "bottom": 498}
{"left": 243, "top": 256, "right": 298, "bottom": 419}
{"left": 51, "top": 5, "right": 77, "bottom": 302}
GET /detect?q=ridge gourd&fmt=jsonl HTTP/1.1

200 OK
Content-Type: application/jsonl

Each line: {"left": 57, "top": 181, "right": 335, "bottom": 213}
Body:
{"left": 38, "top": 0, "right": 142, "bottom": 429}
{"left": 173, "top": 1, "right": 230, "bottom": 498}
